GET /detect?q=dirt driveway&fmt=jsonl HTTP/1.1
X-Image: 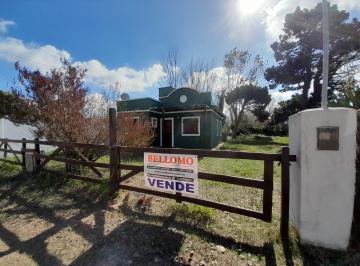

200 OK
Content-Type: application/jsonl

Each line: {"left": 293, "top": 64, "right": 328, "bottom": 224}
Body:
{"left": 0, "top": 173, "right": 283, "bottom": 266}
{"left": 0, "top": 171, "right": 359, "bottom": 266}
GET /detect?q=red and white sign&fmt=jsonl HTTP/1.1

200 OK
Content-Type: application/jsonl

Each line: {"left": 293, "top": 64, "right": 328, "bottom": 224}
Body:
{"left": 144, "top": 152, "right": 198, "bottom": 195}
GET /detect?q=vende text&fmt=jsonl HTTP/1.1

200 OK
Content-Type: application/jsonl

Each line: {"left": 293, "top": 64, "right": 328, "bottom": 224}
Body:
{"left": 147, "top": 178, "right": 194, "bottom": 193}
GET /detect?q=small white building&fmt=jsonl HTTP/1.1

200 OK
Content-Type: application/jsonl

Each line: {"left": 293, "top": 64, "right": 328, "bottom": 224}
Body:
{"left": 0, "top": 118, "right": 51, "bottom": 158}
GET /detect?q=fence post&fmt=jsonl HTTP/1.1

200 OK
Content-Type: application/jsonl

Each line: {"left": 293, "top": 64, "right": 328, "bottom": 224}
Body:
{"left": 280, "top": 146, "right": 290, "bottom": 237}
{"left": 34, "top": 138, "right": 41, "bottom": 168}
{"left": 263, "top": 160, "right": 274, "bottom": 222}
{"left": 109, "top": 107, "right": 119, "bottom": 193}
{"left": 4, "top": 140, "right": 7, "bottom": 158}
{"left": 22, "top": 138, "right": 26, "bottom": 169}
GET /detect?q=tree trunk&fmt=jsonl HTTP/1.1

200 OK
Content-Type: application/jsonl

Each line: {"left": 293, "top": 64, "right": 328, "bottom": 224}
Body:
{"left": 302, "top": 79, "right": 311, "bottom": 107}
{"left": 312, "top": 75, "right": 322, "bottom": 106}
{"left": 218, "top": 91, "right": 225, "bottom": 114}
{"left": 231, "top": 108, "right": 245, "bottom": 139}
{"left": 230, "top": 116, "right": 238, "bottom": 139}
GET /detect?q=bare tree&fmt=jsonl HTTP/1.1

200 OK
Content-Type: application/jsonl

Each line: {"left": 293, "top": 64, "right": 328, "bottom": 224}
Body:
{"left": 12, "top": 61, "right": 155, "bottom": 160}
{"left": 84, "top": 83, "right": 155, "bottom": 147}
{"left": 181, "top": 57, "right": 216, "bottom": 92}
{"left": 160, "top": 49, "right": 182, "bottom": 89}
{"left": 160, "top": 49, "right": 217, "bottom": 94}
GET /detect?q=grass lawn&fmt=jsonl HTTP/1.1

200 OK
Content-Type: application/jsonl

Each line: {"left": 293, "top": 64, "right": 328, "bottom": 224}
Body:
{"left": 0, "top": 135, "right": 359, "bottom": 265}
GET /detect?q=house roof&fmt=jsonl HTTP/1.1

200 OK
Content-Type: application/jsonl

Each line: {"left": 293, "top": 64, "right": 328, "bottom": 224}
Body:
{"left": 117, "top": 87, "right": 224, "bottom": 117}
{"left": 117, "top": 97, "right": 160, "bottom": 111}
{"left": 152, "top": 104, "right": 226, "bottom": 119}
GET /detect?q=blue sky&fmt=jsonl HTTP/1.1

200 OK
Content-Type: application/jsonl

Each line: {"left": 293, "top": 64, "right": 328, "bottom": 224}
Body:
{"left": 0, "top": 0, "right": 359, "bottom": 101}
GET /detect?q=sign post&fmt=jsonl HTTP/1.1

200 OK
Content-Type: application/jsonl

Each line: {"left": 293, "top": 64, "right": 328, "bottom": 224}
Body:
{"left": 144, "top": 152, "right": 198, "bottom": 196}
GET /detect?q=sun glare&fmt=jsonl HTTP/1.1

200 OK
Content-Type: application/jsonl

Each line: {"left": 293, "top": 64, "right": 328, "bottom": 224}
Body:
{"left": 237, "top": 0, "right": 265, "bottom": 15}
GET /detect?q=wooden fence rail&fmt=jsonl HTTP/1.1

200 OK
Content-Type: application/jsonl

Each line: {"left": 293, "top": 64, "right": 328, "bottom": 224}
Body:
{"left": 0, "top": 108, "right": 296, "bottom": 237}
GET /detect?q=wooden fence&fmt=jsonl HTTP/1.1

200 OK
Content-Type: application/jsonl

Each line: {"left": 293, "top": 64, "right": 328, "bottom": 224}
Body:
{"left": 0, "top": 108, "right": 296, "bottom": 237}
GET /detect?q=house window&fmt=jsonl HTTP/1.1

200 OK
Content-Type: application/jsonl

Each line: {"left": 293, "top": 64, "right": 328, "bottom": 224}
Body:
{"left": 151, "top": 117, "right": 158, "bottom": 128}
{"left": 182, "top": 117, "right": 200, "bottom": 136}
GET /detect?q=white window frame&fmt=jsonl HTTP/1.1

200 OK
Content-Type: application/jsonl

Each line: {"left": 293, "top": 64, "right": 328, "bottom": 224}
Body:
{"left": 181, "top": 116, "right": 200, "bottom": 136}
{"left": 151, "top": 117, "right": 158, "bottom": 128}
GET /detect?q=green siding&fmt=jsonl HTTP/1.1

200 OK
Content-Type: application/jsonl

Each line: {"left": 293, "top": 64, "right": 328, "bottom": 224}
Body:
{"left": 161, "top": 110, "right": 223, "bottom": 149}
{"left": 165, "top": 112, "right": 208, "bottom": 149}
{"left": 160, "top": 88, "right": 212, "bottom": 107}
{"left": 117, "top": 87, "right": 225, "bottom": 149}
{"left": 209, "top": 112, "right": 223, "bottom": 148}
{"left": 118, "top": 110, "right": 224, "bottom": 149}
{"left": 118, "top": 87, "right": 213, "bottom": 112}
{"left": 159, "top": 86, "right": 176, "bottom": 98}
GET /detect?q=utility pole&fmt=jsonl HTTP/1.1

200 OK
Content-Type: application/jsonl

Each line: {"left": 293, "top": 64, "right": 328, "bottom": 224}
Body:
{"left": 321, "top": 0, "right": 329, "bottom": 109}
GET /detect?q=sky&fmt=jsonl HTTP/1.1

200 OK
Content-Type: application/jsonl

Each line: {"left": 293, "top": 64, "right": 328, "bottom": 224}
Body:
{"left": 0, "top": 0, "right": 359, "bottom": 102}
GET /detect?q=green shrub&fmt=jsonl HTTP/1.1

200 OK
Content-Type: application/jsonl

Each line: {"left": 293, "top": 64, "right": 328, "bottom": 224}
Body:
{"left": 0, "top": 162, "right": 20, "bottom": 175}
{"left": 168, "top": 203, "right": 214, "bottom": 225}
{"left": 262, "top": 123, "right": 288, "bottom": 136}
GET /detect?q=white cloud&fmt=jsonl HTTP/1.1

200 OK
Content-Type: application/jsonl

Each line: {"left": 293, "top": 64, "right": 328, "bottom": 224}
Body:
{"left": 0, "top": 37, "right": 71, "bottom": 72}
{"left": 0, "top": 19, "right": 15, "bottom": 34}
{"left": 76, "top": 60, "right": 164, "bottom": 91}
{"left": 206, "top": 67, "right": 228, "bottom": 91}
{"left": 0, "top": 37, "right": 164, "bottom": 92}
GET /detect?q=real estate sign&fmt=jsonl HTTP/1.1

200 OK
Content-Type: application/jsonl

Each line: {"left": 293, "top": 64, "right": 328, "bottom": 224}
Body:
{"left": 144, "top": 152, "right": 198, "bottom": 195}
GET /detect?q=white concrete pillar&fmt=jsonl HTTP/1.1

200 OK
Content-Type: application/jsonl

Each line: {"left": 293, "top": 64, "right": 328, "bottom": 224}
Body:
{"left": 289, "top": 108, "right": 357, "bottom": 250}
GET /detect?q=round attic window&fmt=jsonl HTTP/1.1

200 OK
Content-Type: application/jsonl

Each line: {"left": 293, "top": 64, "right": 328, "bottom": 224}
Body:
{"left": 180, "top": 95, "right": 187, "bottom": 103}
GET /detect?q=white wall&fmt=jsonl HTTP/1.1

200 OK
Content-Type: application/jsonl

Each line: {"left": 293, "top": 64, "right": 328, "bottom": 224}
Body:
{"left": 289, "top": 108, "right": 357, "bottom": 250}
{"left": 0, "top": 118, "right": 51, "bottom": 158}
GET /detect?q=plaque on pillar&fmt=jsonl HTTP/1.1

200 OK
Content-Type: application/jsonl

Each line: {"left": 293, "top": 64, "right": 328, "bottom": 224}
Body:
{"left": 317, "top": 126, "right": 339, "bottom": 150}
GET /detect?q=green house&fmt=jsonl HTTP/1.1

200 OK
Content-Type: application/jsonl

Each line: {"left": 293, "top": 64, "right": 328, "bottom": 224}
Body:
{"left": 117, "top": 87, "right": 225, "bottom": 149}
